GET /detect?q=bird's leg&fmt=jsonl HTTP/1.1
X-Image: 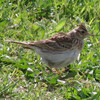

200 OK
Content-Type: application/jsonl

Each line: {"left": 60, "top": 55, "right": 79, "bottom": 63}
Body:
{"left": 55, "top": 68, "right": 60, "bottom": 74}
{"left": 49, "top": 66, "right": 60, "bottom": 74}
{"left": 61, "top": 68, "right": 66, "bottom": 73}
{"left": 61, "top": 65, "right": 70, "bottom": 73}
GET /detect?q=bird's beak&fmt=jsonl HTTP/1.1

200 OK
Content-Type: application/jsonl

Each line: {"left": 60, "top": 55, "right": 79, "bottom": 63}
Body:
{"left": 88, "top": 32, "right": 94, "bottom": 37}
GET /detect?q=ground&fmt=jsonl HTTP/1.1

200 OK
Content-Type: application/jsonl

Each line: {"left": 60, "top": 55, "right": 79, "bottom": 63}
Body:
{"left": 0, "top": 0, "right": 100, "bottom": 99}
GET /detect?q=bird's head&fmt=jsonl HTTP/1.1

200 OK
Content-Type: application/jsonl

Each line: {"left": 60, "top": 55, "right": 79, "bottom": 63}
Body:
{"left": 74, "top": 23, "right": 93, "bottom": 40}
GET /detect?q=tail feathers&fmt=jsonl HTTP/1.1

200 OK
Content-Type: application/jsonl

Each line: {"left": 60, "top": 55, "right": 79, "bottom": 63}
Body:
{"left": 5, "top": 40, "right": 30, "bottom": 46}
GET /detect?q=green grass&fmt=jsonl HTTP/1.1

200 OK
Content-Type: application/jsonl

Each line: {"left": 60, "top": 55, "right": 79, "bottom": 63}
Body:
{"left": 0, "top": 0, "right": 100, "bottom": 99}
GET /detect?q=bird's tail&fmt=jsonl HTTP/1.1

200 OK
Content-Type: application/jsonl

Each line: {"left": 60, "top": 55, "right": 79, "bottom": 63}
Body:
{"left": 5, "top": 40, "right": 34, "bottom": 49}
{"left": 5, "top": 40, "right": 30, "bottom": 45}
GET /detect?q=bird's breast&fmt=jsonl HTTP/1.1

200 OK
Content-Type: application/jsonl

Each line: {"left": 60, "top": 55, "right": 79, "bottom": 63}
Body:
{"left": 36, "top": 48, "right": 81, "bottom": 68}
{"left": 72, "top": 38, "right": 84, "bottom": 50}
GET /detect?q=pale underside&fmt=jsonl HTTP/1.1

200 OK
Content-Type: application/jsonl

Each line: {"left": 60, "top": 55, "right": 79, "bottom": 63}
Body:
{"left": 29, "top": 46, "right": 81, "bottom": 68}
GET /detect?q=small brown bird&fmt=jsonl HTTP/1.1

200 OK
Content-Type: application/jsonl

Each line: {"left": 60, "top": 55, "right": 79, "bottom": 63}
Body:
{"left": 6, "top": 23, "right": 93, "bottom": 74}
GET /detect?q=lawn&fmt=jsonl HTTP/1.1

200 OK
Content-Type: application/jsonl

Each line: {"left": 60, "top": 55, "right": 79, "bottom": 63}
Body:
{"left": 0, "top": 0, "right": 100, "bottom": 99}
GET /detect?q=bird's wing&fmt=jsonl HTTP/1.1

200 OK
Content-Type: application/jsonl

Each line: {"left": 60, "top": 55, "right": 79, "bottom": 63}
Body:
{"left": 30, "top": 32, "right": 73, "bottom": 51}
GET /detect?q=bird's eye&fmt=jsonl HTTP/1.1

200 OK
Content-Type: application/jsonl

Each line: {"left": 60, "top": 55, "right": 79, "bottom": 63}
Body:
{"left": 81, "top": 31, "right": 85, "bottom": 33}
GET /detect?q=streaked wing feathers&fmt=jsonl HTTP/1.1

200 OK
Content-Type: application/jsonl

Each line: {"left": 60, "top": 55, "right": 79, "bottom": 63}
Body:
{"left": 30, "top": 32, "right": 73, "bottom": 51}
